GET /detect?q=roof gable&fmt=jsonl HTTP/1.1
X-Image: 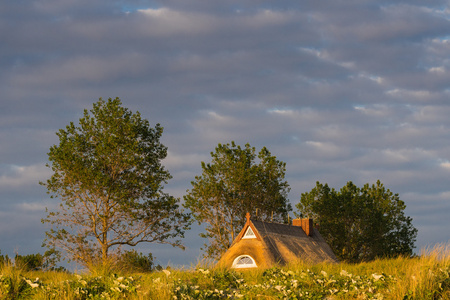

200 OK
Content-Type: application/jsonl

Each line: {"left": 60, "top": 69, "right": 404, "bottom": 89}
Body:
{"left": 234, "top": 213, "right": 261, "bottom": 242}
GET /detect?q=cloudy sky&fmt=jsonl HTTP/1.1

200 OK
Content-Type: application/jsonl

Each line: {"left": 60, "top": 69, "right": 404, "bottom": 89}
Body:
{"left": 1, "top": 0, "right": 450, "bottom": 267}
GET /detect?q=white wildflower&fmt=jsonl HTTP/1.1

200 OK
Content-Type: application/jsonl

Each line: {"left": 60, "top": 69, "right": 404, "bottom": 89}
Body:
{"left": 162, "top": 269, "right": 171, "bottom": 276}
{"left": 25, "top": 279, "right": 39, "bottom": 288}
{"left": 372, "top": 274, "right": 383, "bottom": 281}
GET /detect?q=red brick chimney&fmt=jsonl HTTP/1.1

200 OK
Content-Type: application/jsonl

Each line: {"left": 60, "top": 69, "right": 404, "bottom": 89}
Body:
{"left": 292, "top": 218, "right": 313, "bottom": 236}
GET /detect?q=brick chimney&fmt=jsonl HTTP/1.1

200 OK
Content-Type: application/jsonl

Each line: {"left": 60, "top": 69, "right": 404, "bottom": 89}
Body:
{"left": 292, "top": 218, "right": 313, "bottom": 236}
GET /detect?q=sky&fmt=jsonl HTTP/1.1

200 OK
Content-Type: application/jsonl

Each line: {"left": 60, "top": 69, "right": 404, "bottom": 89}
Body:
{"left": 1, "top": 0, "right": 450, "bottom": 268}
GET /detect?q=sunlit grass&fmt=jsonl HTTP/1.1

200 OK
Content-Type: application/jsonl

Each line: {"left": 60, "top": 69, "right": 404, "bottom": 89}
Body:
{"left": 1, "top": 244, "right": 450, "bottom": 299}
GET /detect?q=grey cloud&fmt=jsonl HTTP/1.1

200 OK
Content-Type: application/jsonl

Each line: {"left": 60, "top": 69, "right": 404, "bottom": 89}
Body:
{"left": 1, "top": 0, "right": 450, "bottom": 263}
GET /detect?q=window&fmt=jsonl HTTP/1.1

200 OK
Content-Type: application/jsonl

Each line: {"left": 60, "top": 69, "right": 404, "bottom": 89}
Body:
{"left": 232, "top": 255, "right": 257, "bottom": 268}
{"left": 242, "top": 226, "right": 256, "bottom": 239}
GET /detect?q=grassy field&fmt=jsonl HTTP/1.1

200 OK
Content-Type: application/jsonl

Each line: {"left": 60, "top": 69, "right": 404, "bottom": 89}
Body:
{"left": 1, "top": 245, "right": 450, "bottom": 299}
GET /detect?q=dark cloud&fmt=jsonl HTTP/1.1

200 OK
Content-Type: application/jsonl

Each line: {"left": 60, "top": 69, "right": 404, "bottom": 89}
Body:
{"left": 1, "top": 0, "right": 450, "bottom": 265}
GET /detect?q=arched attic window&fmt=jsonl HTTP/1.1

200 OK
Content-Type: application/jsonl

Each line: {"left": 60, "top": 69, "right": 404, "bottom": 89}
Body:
{"left": 232, "top": 255, "right": 257, "bottom": 269}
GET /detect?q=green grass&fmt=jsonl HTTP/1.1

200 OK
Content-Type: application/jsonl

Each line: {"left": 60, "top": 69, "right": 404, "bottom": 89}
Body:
{"left": 2, "top": 244, "right": 450, "bottom": 299}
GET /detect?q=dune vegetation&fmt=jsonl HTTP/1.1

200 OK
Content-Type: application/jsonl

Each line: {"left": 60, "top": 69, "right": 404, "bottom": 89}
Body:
{"left": 1, "top": 244, "right": 450, "bottom": 299}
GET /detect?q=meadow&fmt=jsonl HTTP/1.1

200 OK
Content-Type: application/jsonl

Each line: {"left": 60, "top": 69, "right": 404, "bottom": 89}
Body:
{"left": 1, "top": 245, "right": 449, "bottom": 300}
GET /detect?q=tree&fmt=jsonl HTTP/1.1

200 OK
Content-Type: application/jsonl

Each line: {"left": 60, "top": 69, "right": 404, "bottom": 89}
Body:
{"left": 184, "top": 142, "right": 291, "bottom": 259}
{"left": 296, "top": 180, "right": 417, "bottom": 263}
{"left": 41, "top": 98, "right": 190, "bottom": 268}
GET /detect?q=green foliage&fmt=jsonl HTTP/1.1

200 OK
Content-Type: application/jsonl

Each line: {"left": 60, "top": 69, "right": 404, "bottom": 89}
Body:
{"left": 296, "top": 180, "right": 418, "bottom": 263}
{"left": 0, "top": 251, "right": 11, "bottom": 269}
{"left": 14, "top": 253, "right": 44, "bottom": 272}
{"left": 118, "top": 250, "right": 155, "bottom": 273}
{"left": 0, "top": 274, "right": 34, "bottom": 300}
{"left": 1, "top": 250, "right": 63, "bottom": 272}
{"left": 41, "top": 97, "right": 190, "bottom": 268}
{"left": 171, "top": 266, "right": 393, "bottom": 299}
{"left": 184, "top": 141, "right": 291, "bottom": 259}
{"left": 0, "top": 272, "right": 140, "bottom": 300}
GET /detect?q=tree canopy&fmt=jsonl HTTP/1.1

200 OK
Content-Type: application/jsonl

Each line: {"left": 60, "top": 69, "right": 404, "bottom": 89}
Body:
{"left": 41, "top": 98, "right": 190, "bottom": 267}
{"left": 184, "top": 142, "right": 292, "bottom": 259}
{"left": 296, "top": 180, "right": 417, "bottom": 263}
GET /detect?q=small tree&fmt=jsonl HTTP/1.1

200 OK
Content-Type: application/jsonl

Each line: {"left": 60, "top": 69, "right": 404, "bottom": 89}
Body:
{"left": 41, "top": 98, "right": 190, "bottom": 268}
{"left": 184, "top": 142, "right": 291, "bottom": 259}
{"left": 296, "top": 180, "right": 417, "bottom": 263}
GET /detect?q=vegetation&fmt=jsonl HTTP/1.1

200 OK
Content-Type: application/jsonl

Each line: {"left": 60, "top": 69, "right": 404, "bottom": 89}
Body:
{"left": 117, "top": 250, "right": 156, "bottom": 273}
{"left": 1, "top": 245, "right": 450, "bottom": 299}
{"left": 1, "top": 250, "right": 62, "bottom": 272}
{"left": 296, "top": 180, "right": 418, "bottom": 263}
{"left": 184, "top": 142, "right": 292, "bottom": 259}
{"left": 41, "top": 98, "right": 190, "bottom": 269}
{"left": 30, "top": 98, "right": 424, "bottom": 298}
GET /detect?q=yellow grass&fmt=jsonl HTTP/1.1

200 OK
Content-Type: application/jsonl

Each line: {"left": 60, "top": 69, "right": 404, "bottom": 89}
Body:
{"left": 2, "top": 244, "right": 450, "bottom": 299}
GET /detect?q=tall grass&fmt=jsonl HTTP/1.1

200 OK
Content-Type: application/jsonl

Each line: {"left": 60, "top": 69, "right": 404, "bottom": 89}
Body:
{"left": 1, "top": 244, "right": 450, "bottom": 299}
{"left": 0, "top": 262, "right": 33, "bottom": 299}
{"left": 389, "top": 244, "right": 450, "bottom": 299}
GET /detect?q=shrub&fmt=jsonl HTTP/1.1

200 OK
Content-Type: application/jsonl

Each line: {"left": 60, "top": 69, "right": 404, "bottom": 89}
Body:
{"left": 15, "top": 253, "right": 44, "bottom": 271}
{"left": 0, "top": 251, "right": 11, "bottom": 270}
{"left": 118, "top": 250, "right": 155, "bottom": 273}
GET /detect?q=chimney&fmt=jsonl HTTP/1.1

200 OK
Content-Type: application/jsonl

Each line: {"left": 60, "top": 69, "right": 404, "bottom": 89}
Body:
{"left": 292, "top": 218, "right": 313, "bottom": 236}
{"left": 292, "top": 219, "right": 302, "bottom": 227}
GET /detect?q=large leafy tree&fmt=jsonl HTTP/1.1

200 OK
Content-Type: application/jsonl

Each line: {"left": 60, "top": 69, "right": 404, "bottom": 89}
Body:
{"left": 184, "top": 142, "right": 292, "bottom": 259}
{"left": 296, "top": 180, "right": 417, "bottom": 263}
{"left": 41, "top": 98, "right": 190, "bottom": 267}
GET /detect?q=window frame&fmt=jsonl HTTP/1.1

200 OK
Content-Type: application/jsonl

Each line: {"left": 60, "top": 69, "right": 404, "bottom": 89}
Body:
{"left": 232, "top": 255, "right": 258, "bottom": 269}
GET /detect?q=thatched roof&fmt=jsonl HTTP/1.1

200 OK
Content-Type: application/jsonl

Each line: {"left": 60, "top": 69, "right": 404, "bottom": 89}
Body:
{"left": 217, "top": 214, "right": 338, "bottom": 268}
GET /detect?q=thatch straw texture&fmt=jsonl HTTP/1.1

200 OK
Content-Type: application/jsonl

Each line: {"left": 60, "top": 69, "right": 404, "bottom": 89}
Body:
{"left": 217, "top": 218, "right": 338, "bottom": 269}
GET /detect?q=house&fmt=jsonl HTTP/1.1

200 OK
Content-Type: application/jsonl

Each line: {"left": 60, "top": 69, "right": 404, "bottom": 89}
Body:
{"left": 217, "top": 213, "right": 338, "bottom": 269}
